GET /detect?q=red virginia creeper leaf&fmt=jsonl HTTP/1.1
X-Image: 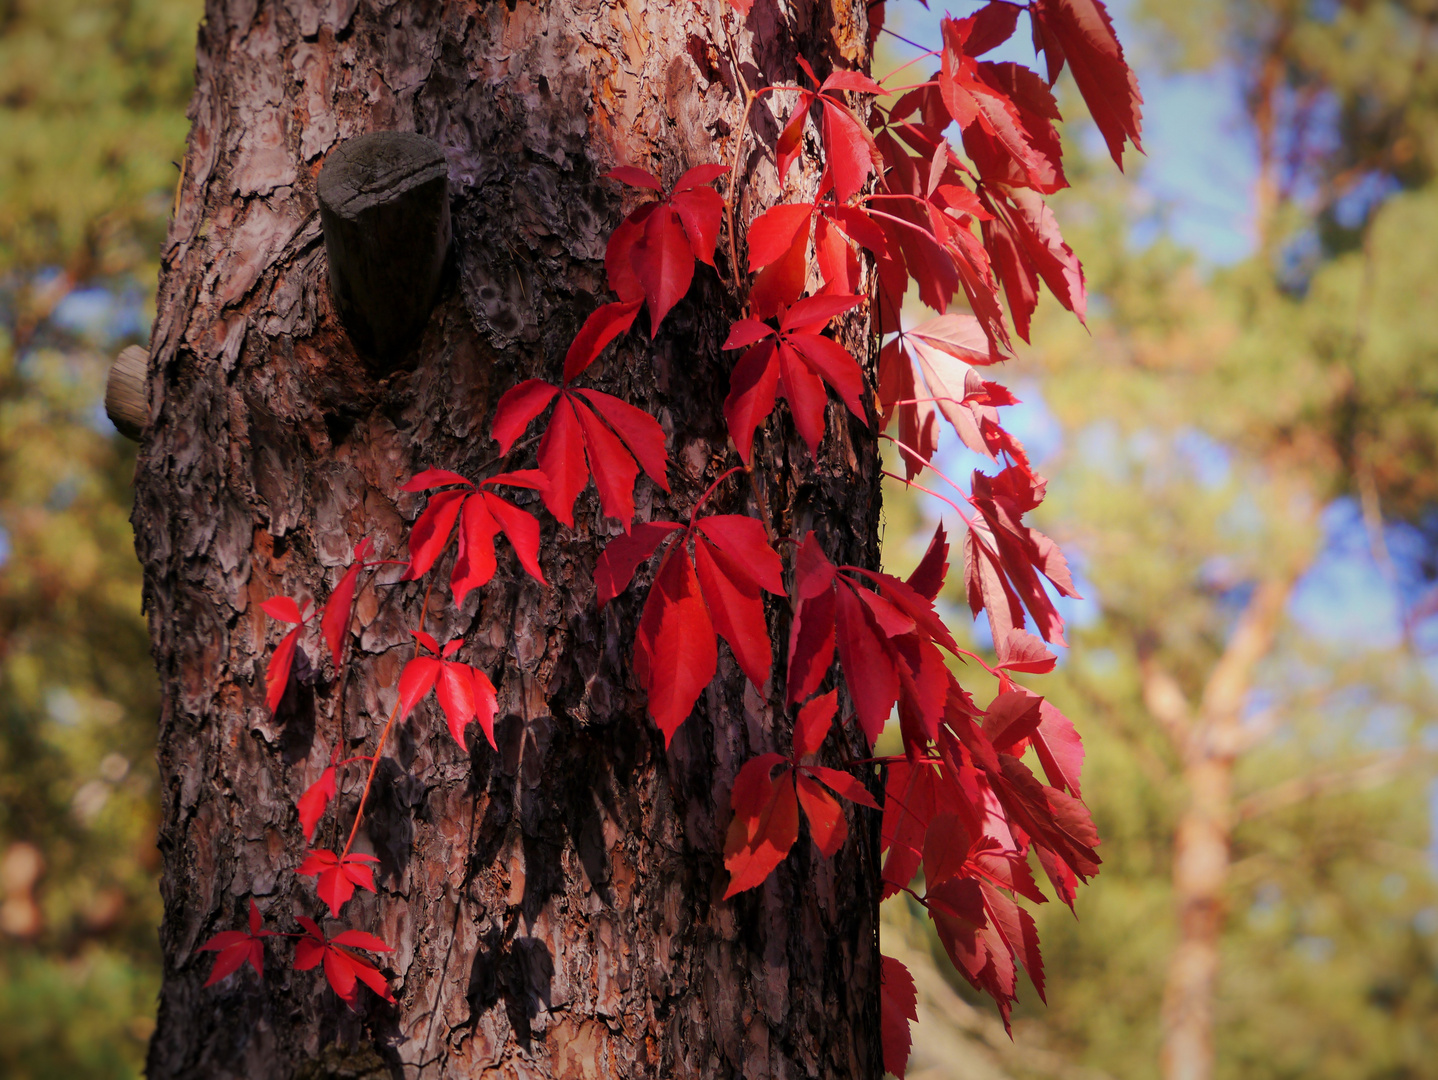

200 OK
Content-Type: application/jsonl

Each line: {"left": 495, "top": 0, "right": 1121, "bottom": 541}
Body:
{"left": 794, "top": 688, "right": 839, "bottom": 757}
{"left": 594, "top": 521, "right": 684, "bottom": 606}
{"left": 881, "top": 955, "right": 919, "bottom": 1079}
{"left": 634, "top": 545, "right": 717, "bottom": 745}
{"left": 492, "top": 380, "right": 560, "bottom": 453}
{"left": 297, "top": 766, "right": 337, "bottom": 843}
{"left": 563, "top": 301, "right": 643, "bottom": 384}
{"left": 692, "top": 536, "right": 772, "bottom": 689}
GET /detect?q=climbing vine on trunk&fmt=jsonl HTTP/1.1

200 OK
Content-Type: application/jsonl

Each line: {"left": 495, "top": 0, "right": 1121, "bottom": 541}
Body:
{"left": 191, "top": 1, "right": 1141, "bottom": 1075}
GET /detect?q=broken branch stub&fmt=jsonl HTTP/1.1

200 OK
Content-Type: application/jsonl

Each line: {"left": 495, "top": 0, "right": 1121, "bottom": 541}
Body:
{"left": 318, "top": 132, "right": 451, "bottom": 362}
{"left": 105, "top": 345, "right": 148, "bottom": 441}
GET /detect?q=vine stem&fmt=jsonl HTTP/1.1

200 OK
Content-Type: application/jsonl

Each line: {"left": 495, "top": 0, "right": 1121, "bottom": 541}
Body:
{"left": 725, "top": 88, "right": 777, "bottom": 298}
{"left": 339, "top": 574, "right": 438, "bottom": 860}
{"left": 882, "top": 469, "right": 977, "bottom": 528}
{"left": 878, "top": 432, "right": 983, "bottom": 517}
{"left": 690, "top": 465, "right": 750, "bottom": 530}
{"left": 339, "top": 698, "right": 401, "bottom": 860}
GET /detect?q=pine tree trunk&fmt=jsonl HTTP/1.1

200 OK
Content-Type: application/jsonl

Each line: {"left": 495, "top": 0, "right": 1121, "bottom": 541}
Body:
{"left": 134, "top": 2, "right": 882, "bottom": 1077}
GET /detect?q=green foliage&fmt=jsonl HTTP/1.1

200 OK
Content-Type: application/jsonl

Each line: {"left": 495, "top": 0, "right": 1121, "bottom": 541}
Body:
{"left": 0, "top": 1, "right": 200, "bottom": 1075}
{"left": 0, "top": 0, "right": 198, "bottom": 278}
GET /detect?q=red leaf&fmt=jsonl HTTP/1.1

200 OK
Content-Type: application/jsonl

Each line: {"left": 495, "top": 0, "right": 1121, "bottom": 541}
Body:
{"left": 482, "top": 469, "right": 550, "bottom": 492}
{"left": 806, "top": 764, "right": 881, "bottom": 810}
{"left": 815, "top": 213, "right": 864, "bottom": 294}
{"left": 398, "top": 656, "right": 441, "bottom": 720}
{"left": 606, "top": 165, "right": 662, "bottom": 190}
{"left": 671, "top": 186, "right": 724, "bottom": 266}
{"left": 908, "top": 523, "right": 950, "bottom": 602}
{"left": 604, "top": 204, "right": 653, "bottom": 305}
{"left": 402, "top": 468, "right": 473, "bottom": 493}
{"left": 293, "top": 917, "right": 326, "bottom": 970}
{"left": 200, "top": 900, "right": 274, "bottom": 987}
{"left": 297, "top": 766, "right": 337, "bottom": 843}
{"left": 723, "top": 340, "right": 780, "bottom": 465}
{"left": 472, "top": 667, "right": 500, "bottom": 750}
{"left": 908, "top": 312, "right": 1003, "bottom": 366}
{"left": 722, "top": 769, "right": 800, "bottom": 896}
{"left": 294, "top": 920, "right": 393, "bottom": 1005}
{"left": 731, "top": 752, "right": 789, "bottom": 819}
{"left": 573, "top": 394, "right": 640, "bottom": 524}
{"left": 747, "top": 203, "right": 814, "bottom": 270}
{"left": 987, "top": 186, "right": 1086, "bottom": 324}
{"left": 776, "top": 90, "right": 816, "bottom": 188}
{"left": 563, "top": 301, "right": 642, "bottom": 384}
{"left": 821, "top": 69, "right": 886, "bottom": 95}
{"left": 321, "top": 549, "right": 370, "bottom": 668}
{"left": 298, "top": 850, "right": 379, "bottom": 918}
{"left": 794, "top": 531, "right": 838, "bottom": 599}
{"left": 674, "top": 164, "right": 729, "bottom": 191}
{"left": 834, "top": 583, "right": 900, "bottom": 743}
{"left": 964, "top": 62, "right": 1067, "bottom": 193}
{"left": 794, "top": 689, "right": 839, "bottom": 757}
{"left": 635, "top": 545, "right": 717, "bottom": 745}
{"left": 594, "top": 522, "right": 684, "bottom": 606}
{"left": 967, "top": 466, "right": 1079, "bottom": 646}
{"left": 776, "top": 341, "right": 831, "bottom": 458}
{"left": 786, "top": 584, "right": 836, "bottom": 706}
{"left": 330, "top": 929, "right": 392, "bottom": 953}
{"left": 781, "top": 293, "right": 864, "bottom": 332}
{"left": 404, "top": 489, "right": 467, "bottom": 580}
{"left": 855, "top": 585, "right": 917, "bottom": 638}
{"left": 324, "top": 952, "right": 358, "bottom": 1003}
{"left": 881, "top": 955, "right": 919, "bottom": 1079}
{"left": 693, "top": 536, "right": 772, "bottom": 689}
{"left": 981, "top": 879, "right": 1046, "bottom": 1000}
{"left": 265, "top": 626, "right": 302, "bottom": 714}
{"left": 722, "top": 318, "right": 775, "bottom": 351}
{"left": 436, "top": 661, "right": 477, "bottom": 746}
{"left": 1032, "top": 0, "right": 1143, "bottom": 168}
{"left": 1032, "top": 697, "right": 1084, "bottom": 797}
{"left": 631, "top": 207, "right": 694, "bottom": 335}
{"left": 880, "top": 761, "right": 938, "bottom": 895}
{"left": 962, "top": 1, "right": 1021, "bottom": 55}
{"left": 694, "top": 515, "right": 784, "bottom": 594}
{"left": 996, "top": 628, "right": 1057, "bottom": 673}
{"left": 451, "top": 495, "right": 502, "bottom": 604}
{"left": 537, "top": 396, "right": 588, "bottom": 528}
{"left": 575, "top": 390, "right": 670, "bottom": 490}
{"left": 262, "top": 596, "right": 305, "bottom": 624}
{"left": 492, "top": 380, "right": 559, "bottom": 453}
{"left": 795, "top": 772, "right": 846, "bottom": 856}
{"left": 821, "top": 99, "right": 879, "bottom": 203}
{"left": 922, "top": 812, "right": 974, "bottom": 886}
{"left": 786, "top": 332, "right": 868, "bottom": 423}
{"left": 481, "top": 492, "right": 547, "bottom": 585}
{"left": 748, "top": 214, "right": 811, "bottom": 320}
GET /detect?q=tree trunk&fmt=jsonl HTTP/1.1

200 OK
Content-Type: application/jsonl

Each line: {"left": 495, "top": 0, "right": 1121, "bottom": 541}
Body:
{"left": 133, "top": 2, "right": 882, "bottom": 1077}
{"left": 1156, "top": 578, "right": 1292, "bottom": 1080}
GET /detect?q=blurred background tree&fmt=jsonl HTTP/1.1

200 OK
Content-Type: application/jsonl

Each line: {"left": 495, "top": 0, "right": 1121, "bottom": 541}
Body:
{"left": 0, "top": 1, "right": 199, "bottom": 1077}
{"left": 882, "top": 0, "right": 1438, "bottom": 1078}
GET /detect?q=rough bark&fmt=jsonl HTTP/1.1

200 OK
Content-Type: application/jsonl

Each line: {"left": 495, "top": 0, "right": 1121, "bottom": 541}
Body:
{"left": 134, "top": 2, "right": 882, "bottom": 1078}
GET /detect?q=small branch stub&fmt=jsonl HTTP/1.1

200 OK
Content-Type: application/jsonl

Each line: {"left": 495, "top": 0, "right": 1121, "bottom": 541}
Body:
{"left": 105, "top": 345, "right": 148, "bottom": 441}
{"left": 318, "top": 131, "right": 451, "bottom": 361}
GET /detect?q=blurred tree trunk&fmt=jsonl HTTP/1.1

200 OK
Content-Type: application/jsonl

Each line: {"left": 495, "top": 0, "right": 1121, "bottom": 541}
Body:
{"left": 133, "top": 2, "right": 882, "bottom": 1077}
{"left": 1149, "top": 577, "right": 1293, "bottom": 1080}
